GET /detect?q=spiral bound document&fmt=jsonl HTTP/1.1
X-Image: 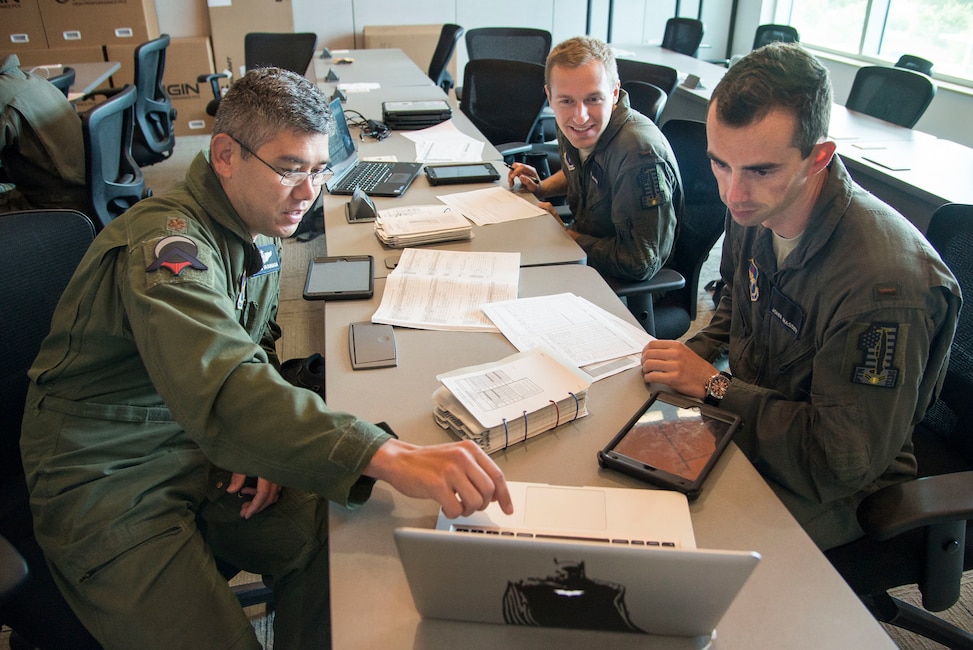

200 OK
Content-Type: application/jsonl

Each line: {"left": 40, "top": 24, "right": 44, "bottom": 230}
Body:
{"left": 432, "top": 348, "right": 591, "bottom": 454}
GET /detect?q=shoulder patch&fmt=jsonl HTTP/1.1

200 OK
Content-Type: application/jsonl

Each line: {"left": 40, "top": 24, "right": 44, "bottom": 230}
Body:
{"left": 849, "top": 322, "right": 901, "bottom": 388}
{"left": 146, "top": 235, "right": 209, "bottom": 277}
{"left": 637, "top": 163, "right": 670, "bottom": 209}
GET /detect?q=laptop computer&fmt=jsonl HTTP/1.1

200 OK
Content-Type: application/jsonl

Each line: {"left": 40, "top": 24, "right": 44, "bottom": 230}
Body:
{"left": 394, "top": 482, "right": 760, "bottom": 639}
{"left": 325, "top": 98, "right": 423, "bottom": 197}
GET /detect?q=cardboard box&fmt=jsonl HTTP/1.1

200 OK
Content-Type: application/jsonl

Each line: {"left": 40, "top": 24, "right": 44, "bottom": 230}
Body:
{"left": 106, "top": 36, "right": 215, "bottom": 136}
{"left": 207, "top": 0, "right": 294, "bottom": 79}
{"left": 1, "top": 0, "right": 49, "bottom": 51}
{"left": 363, "top": 24, "right": 453, "bottom": 86}
{"left": 38, "top": 0, "right": 159, "bottom": 48}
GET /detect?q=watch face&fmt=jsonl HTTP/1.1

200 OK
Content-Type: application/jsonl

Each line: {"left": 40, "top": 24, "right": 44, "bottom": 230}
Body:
{"left": 708, "top": 374, "right": 730, "bottom": 399}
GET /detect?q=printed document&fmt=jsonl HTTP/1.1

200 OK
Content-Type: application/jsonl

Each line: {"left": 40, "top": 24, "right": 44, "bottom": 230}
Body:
{"left": 437, "top": 186, "right": 548, "bottom": 225}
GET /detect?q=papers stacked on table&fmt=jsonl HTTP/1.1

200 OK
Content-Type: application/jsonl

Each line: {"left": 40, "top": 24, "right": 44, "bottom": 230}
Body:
{"left": 433, "top": 348, "right": 591, "bottom": 454}
{"left": 374, "top": 205, "right": 472, "bottom": 247}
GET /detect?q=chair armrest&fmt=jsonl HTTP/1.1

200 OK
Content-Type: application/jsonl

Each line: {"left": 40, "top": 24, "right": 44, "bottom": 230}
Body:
{"left": 197, "top": 73, "right": 230, "bottom": 101}
{"left": 858, "top": 471, "right": 973, "bottom": 541}
{"left": 605, "top": 268, "right": 686, "bottom": 297}
{"left": 80, "top": 86, "right": 124, "bottom": 104}
{"left": 496, "top": 142, "right": 532, "bottom": 157}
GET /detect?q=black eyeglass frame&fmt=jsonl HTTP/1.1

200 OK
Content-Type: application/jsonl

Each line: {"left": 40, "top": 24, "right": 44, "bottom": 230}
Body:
{"left": 230, "top": 135, "right": 333, "bottom": 187}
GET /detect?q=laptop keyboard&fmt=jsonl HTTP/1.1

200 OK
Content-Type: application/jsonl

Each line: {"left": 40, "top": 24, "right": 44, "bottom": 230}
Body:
{"left": 451, "top": 525, "right": 678, "bottom": 548}
{"left": 332, "top": 162, "right": 392, "bottom": 192}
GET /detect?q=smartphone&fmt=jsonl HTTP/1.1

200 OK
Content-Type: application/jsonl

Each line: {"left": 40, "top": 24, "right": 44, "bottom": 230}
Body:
{"left": 303, "top": 255, "right": 374, "bottom": 301}
{"left": 424, "top": 162, "right": 501, "bottom": 186}
{"left": 597, "top": 391, "right": 741, "bottom": 500}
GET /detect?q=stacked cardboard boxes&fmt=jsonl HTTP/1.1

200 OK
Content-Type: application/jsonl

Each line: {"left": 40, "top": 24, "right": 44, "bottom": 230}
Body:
{"left": 207, "top": 0, "right": 295, "bottom": 79}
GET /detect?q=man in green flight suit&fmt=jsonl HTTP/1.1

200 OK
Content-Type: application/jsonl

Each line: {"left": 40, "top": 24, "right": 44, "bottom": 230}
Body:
{"left": 20, "top": 67, "right": 511, "bottom": 649}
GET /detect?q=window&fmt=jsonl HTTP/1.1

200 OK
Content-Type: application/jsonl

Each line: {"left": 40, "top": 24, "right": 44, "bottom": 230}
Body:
{"left": 774, "top": 0, "right": 973, "bottom": 86}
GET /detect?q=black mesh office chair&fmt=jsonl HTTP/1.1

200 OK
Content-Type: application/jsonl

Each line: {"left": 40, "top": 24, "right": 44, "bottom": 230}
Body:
{"left": 604, "top": 119, "right": 726, "bottom": 338}
{"left": 752, "top": 24, "right": 799, "bottom": 50}
{"left": 458, "top": 26, "right": 552, "bottom": 107}
{"left": 80, "top": 84, "right": 147, "bottom": 230}
{"left": 459, "top": 59, "right": 550, "bottom": 172}
{"left": 825, "top": 202, "right": 973, "bottom": 649}
{"left": 428, "top": 23, "right": 464, "bottom": 93}
{"left": 199, "top": 32, "right": 317, "bottom": 117}
{"left": 895, "top": 54, "right": 934, "bottom": 76}
{"left": 0, "top": 209, "right": 102, "bottom": 650}
{"left": 661, "top": 17, "right": 704, "bottom": 57}
{"left": 845, "top": 65, "right": 936, "bottom": 128}
{"left": 621, "top": 81, "right": 667, "bottom": 124}
{"left": 616, "top": 58, "right": 679, "bottom": 97}
{"left": 47, "top": 66, "right": 75, "bottom": 98}
{"left": 83, "top": 35, "right": 177, "bottom": 167}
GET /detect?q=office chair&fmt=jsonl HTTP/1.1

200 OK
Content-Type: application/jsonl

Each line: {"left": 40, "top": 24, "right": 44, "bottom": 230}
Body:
{"left": 47, "top": 66, "right": 75, "bottom": 98}
{"left": 459, "top": 59, "right": 550, "bottom": 173}
{"left": 752, "top": 24, "right": 799, "bottom": 50}
{"left": 604, "top": 119, "right": 726, "bottom": 338}
{"left": 199, "top": 32, "right": 318, "bottom": 117}
{"left": 458, "top": 26, "right": 552, "bottom": 108}
{"left": 845, "top": 65, "right": 936, "bottom": 128}
{"left": 621, "top": 81, "right": 667, "bottom": 124}
{"left": 428, "top": 23, "right": 464, "bottom": 94}
{"left": 80, "top": 84, "right": 147, "bottom": 230}
{"left": 616, "top": 58, "right": 679, "bottom": 98}
{"left": 825, "top": 202, "right": 973, "bottom": 650}
{"left": 895, "top": 54, "right": 934, "bottom": 76}
{"left": 0, "top": 209, "right": 102, "bottom": 650}
{"left": 661, "top": 17, "right": 704, "bottom": 57}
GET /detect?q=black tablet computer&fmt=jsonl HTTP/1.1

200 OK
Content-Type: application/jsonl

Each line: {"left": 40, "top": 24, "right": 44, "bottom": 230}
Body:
{"left": 597, "top": 391, "right": 741, "bottom": 500}
{"left": 424, "top": 162, "right": 500, "bottom": 186}
{"left": 303, "top": 255, "right": 374, "bottom": 301}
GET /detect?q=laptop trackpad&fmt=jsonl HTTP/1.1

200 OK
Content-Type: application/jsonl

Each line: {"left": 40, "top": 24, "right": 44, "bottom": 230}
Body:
{"left": 524, "top": 486, "right": 607, "bottom": 531}
{"left": 387, "top": 173, "right": 412, "bottom": 183}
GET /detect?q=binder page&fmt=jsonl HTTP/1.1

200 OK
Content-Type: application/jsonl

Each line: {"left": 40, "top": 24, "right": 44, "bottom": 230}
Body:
{"left": 482, "top": 293, "right": 653, "bottom": 380}
{"left": 437, "top": 186, "right": 548, "bottom": 225}
{"left": 437, "top": 348, "right": 590, "bottom": 429}
{"left": 371, "top": 249, "right": 520, "bottom": 331}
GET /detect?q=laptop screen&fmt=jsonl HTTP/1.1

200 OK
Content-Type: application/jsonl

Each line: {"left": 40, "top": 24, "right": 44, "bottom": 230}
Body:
{"left": 327, "top": 98, "right": 358, "bottom": 183}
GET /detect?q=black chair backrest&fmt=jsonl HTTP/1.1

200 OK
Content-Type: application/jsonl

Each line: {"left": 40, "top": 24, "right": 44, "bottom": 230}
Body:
{"left": 81, "top": 84, "right": 146, "bottom": 230}
{"left": 895, "top": 54, "right": 934, "bottom": 76}
{"left": 47, "top": 67, "right": 75, "bottom": 97}
{"left": 752, "top": 24, "right": 799, "bottom": 50}
{"left": 621, "top": 81, "right": 667, "bottom": 124}
{"left": 460, "top": 59, "right": 548, "bottom": 148}
{"left": 428, "top": 23, "right": 464, "bottom": 92}
{"left": 845, "top": 65, "right": 936, "bottom": 128}
{"left": 244, "top": 32, "right": 317, "bottom": 75}
{"left": 919, "top": 203, "right": 973, "bottom": 460}
{"left": 131, "top": 34, "right": 176, "bottom": 166}
{"left": 616, "top": 58, "right": 679, "bottom": 97}
{"left": 657, "top": 119, "right": 726, "bottom": 325}
{"left": 0, "top": 210, "right": 95, "bottom": 480}
{"left": 464, "top": 27, "right": 552, "bottom": 65}
{"left": 661, "top": 17, "right": 704, "bottom": 57}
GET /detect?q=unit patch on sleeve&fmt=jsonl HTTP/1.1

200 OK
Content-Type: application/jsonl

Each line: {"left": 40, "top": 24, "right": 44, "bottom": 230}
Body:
{"left": 637, "top": 163, "right": 670, "bottom": 209}
{"left": 146, "top": 235, "right": 208, "bottom": 276}
{"left": 850, "top": 322, "right": 901, "bottom": 388}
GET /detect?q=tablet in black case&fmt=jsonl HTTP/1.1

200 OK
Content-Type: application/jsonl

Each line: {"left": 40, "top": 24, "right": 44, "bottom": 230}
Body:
{"left": 303, "top": 255, "right": 374, "bottom": 301}
{"left": 597, "top": 391, "right": 741, "bottom": 500}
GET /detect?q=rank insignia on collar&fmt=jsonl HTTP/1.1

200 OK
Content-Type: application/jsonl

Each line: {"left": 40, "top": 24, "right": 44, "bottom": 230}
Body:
{"left": 146, "top": 235, "right": 208, "bottom": 276}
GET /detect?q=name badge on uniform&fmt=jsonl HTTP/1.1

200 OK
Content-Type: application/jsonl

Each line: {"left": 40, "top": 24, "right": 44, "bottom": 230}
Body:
{"left": 250, "top": 244, "right": 281, "bottom": 277}
{"left": 769, "top": 286, "right": 805, "bottom": 338}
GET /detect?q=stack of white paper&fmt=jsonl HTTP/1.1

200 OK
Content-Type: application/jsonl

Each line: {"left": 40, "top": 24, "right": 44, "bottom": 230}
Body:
{"left": 374, "top": 205, "right": 473, "bottom": 247}
{"left": 432, "top": 348, "right": 591, "bottom": 454}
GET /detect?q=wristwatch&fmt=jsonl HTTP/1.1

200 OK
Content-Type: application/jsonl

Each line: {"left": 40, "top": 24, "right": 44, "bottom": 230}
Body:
{"left": 704, "top": 371, "right": 732, "bottom": 406}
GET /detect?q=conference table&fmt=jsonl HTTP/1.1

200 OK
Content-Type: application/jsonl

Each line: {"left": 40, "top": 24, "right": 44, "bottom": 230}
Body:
{"left": 273, "top": 46, "right": 897, "bottom": 649}
{"left": 314, "top": 47, "right": 436, "bottom": 90}
{"left": 614, "top": 43, "right": 973, "bottom": 231}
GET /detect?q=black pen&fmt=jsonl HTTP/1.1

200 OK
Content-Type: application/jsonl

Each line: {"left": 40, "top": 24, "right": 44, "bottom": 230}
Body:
{"left": 504, "top": 161, "right": 540, "bottom": 185}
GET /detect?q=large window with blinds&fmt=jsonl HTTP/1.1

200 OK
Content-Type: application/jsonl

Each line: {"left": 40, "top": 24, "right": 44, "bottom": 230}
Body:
{"left": 773, "top": 0, "right": 973, "bottom": 86}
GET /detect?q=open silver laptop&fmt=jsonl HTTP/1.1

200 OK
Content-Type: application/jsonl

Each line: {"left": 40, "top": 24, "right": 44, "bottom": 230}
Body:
{"left": 324, "top": 98, "right": 423, "bottom": 197}
{"left": 394, "top": 482, "right": 760, "bottom": 640}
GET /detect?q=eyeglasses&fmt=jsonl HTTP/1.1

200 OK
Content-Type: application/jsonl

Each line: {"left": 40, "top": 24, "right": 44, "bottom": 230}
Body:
{"left": 230, "top": 136, "right": 333, "bottom": 187}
